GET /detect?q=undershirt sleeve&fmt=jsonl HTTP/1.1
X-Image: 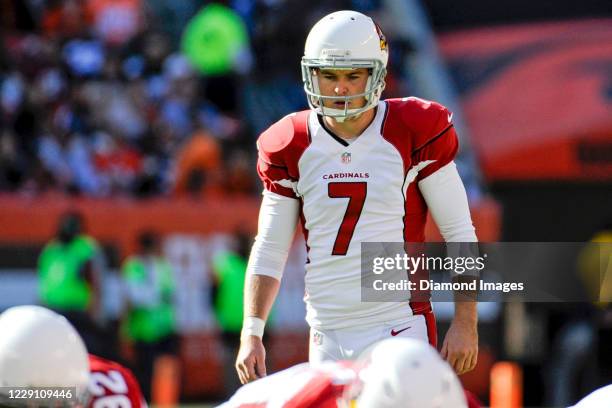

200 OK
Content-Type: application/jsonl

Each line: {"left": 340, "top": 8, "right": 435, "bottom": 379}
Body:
{"left": 246, "top": 190, "right": 300, "bottom": 281}
{"left": 418, "top": 161, "right": 477, "bottom": 242}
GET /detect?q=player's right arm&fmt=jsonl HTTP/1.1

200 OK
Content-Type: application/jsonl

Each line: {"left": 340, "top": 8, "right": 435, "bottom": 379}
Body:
{"left": 236, "top": 114, "right": 306, "bottom": 383}
{"left": 236, "top": 190, "right": 300, "bottom": 384}
{"left": 237, "top": 274, "right": 279, "bottom": 384}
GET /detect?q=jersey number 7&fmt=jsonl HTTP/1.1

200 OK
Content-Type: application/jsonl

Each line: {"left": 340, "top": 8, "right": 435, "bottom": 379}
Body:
{"left": 328, "top": 182, "right": 367, "bottom": 255}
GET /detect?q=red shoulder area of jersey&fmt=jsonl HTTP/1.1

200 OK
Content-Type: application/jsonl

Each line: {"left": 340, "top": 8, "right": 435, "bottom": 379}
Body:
{"left": 88, "top": 354, "right": 146, "bottom": 408}
{"left": 88, "top": 354, "right": 124, "bottom": 372}
{"left": 256, "top": 110, "right": 311, "bottom": 167}
{"left": 384, "top": 97, "right": 453, "bottom": 150}
{"left": 381, "top": 97, "right": 455, "bottom": 175}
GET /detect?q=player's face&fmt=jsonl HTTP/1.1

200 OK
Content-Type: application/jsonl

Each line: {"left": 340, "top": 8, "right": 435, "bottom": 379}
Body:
{"left": 316, "top": 68, "right": 369, "bottom": 110}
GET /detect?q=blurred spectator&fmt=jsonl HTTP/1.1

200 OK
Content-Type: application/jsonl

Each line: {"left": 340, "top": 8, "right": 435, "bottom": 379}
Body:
{"left": 181, "top": 2, "right": 252, "bottom": 77}
{"left": 211, "top": 230, "right": 251, "bottom": 396}
{"left": 0, "top": 0, "right": 401, "bottom": 198}
{"left": 37, "top": 105, "right": 102, "bottom": 195}
{"left": 222, "top": 150, "right": 256, "bottom": 195}
{"left": 121, "top": 230, "right": 177, "bottom": 402}
{"left": 159, "top": 53, "right": 198, "bottom": 139}
{"left": 62, "top": 38, "right": 106, "bottom": 79}
{"left": 173, "top": 126, "right": 223, "bottom": 197}
{"left": 182, "top": 2, "right": 252, "bottom": 113}
{"left": 42, "top": 0, "right": 92, "bottom": 40}
{"left": 1, "top": 72, "right": 26, "bottom": 117}
{"left": 92, "top": 130, "right": 143, "bottom": 194}
{"left": 86, "top": 0, "right": 144, "bottom": 47}
{"left": 37, "top": 210, "right": 107, "bottom": 356}
{"left": 0, "top": 129, "right": 22, "bottom": 190}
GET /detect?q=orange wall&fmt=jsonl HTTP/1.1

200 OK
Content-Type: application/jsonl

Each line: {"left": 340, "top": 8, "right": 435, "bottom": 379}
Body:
{"left": 0, "top": 194, "right": 500, "bottom": 257}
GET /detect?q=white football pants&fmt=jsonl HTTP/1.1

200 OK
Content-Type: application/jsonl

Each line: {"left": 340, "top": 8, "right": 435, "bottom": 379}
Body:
{"left": 308, "top": 311, "right": 437, "bottom": 365}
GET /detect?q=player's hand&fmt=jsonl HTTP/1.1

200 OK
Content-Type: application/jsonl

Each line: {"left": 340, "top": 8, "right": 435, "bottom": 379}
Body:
{"left": 235, "top": 335, "right": 267, "bottom": 384}
{"left": 441, "top": 317, "right": 478, "bottom": 375}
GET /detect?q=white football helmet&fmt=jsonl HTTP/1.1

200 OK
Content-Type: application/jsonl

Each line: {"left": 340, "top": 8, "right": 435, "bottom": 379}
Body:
{"left": 0, "top": 305, "right": 90, "bottom": 405}
{"left": 301, "top": 10, "right": 389, "bottom": 121}
{"left": 346, "top": 338, "right": 468, "bottom": 408}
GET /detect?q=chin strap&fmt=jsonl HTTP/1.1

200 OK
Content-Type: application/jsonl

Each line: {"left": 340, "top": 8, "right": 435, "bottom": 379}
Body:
{"left": 327, "top": 110, "right": 368, "bottom": 123}
{"left": 320, "top": 105, "right": 365, "bottom": 122}
{"left": 306, "top": 68, "right": 382, "bottom": 120}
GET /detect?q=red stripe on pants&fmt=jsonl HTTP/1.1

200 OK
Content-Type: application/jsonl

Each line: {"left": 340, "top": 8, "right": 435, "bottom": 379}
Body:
{"left": 423, "top": 310, "right": 438, "bottom": 348}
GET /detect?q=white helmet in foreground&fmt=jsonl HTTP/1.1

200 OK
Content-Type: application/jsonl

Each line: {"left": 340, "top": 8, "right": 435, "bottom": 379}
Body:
{"left": 348, "top": 337, "right": 467, "bottom": 408}
{"left": 301, "top": 10, "right": 388, "bottom": 120}
{"left": 0, "top": 305, "right": 90, "bottom": 405}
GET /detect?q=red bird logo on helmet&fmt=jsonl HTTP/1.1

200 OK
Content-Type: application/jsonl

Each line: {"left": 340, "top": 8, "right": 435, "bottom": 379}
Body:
{"left": 374, "top": 21, "right": 387, "bottom": 51}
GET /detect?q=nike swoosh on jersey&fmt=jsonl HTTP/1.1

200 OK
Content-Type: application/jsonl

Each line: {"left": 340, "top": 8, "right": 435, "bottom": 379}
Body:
{"left": 390, "top": 326, "right": 411, "bottom": 336}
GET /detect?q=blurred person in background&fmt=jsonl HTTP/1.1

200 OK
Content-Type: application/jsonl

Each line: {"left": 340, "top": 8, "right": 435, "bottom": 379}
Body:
{"left": 1, "top": 0, "right": 258, "bottom": 198}
{"left": 181, "top": 1, "right": 252, "bottom": 114}
{"left": 41, "top": 0, "right": 92, "bottom": 40}
{"left": 173, "top": 124, "right": 222, "bottom": 198}
{"left": 121, "top": 230, "right": 177, "bottom": 402}
{"left": 38, "top": 210, "right": 107, "bottom": 356}
{"left": 37, "top": 105, "right": 104, "bottom": 195}
{"left": 212, "top": 229, "right": 253, "bottom": 397}
{"left": 222, "top": 150, "right": 256, "bottom": 196}
{"left": 0, "top": 305, "right": 146, "bottom": 408}
{"left": 86, "top": 0, "right": 144, "bottom": 47}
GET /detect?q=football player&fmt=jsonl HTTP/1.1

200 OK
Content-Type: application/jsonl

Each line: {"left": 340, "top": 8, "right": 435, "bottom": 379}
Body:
{"left": 223, "top": 337, "right": 476, "bottom": 407}
{"left": 236, "top": 10, "right": 478, "bottom": 383}
{"left": 0, "top": 305, "right": 146, "bottom": 408}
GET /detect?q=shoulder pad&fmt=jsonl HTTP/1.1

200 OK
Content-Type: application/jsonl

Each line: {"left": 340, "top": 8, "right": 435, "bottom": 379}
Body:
{"left": 385, "top": 98, "right": 453, "bottom": 149}
{"left": 257, "top": 111, "right": 311, "bottom": 167}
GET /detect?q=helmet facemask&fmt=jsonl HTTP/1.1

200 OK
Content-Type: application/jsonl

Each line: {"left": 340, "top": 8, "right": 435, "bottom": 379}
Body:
{"left": 301, "top": 58, "right": 386, "bottom": 122}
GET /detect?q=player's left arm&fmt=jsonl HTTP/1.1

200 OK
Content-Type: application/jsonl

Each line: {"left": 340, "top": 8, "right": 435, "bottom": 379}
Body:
{"left": 419, "top": 161, "right": 478, "bottom": 375}
{"left": 414, "top": 106, "right": 479, "bottom": 375}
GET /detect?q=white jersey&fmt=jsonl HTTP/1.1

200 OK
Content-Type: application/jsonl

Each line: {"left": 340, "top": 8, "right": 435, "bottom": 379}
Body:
{"left": 257, "top": 98, "right": 461, "bottom": 330}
